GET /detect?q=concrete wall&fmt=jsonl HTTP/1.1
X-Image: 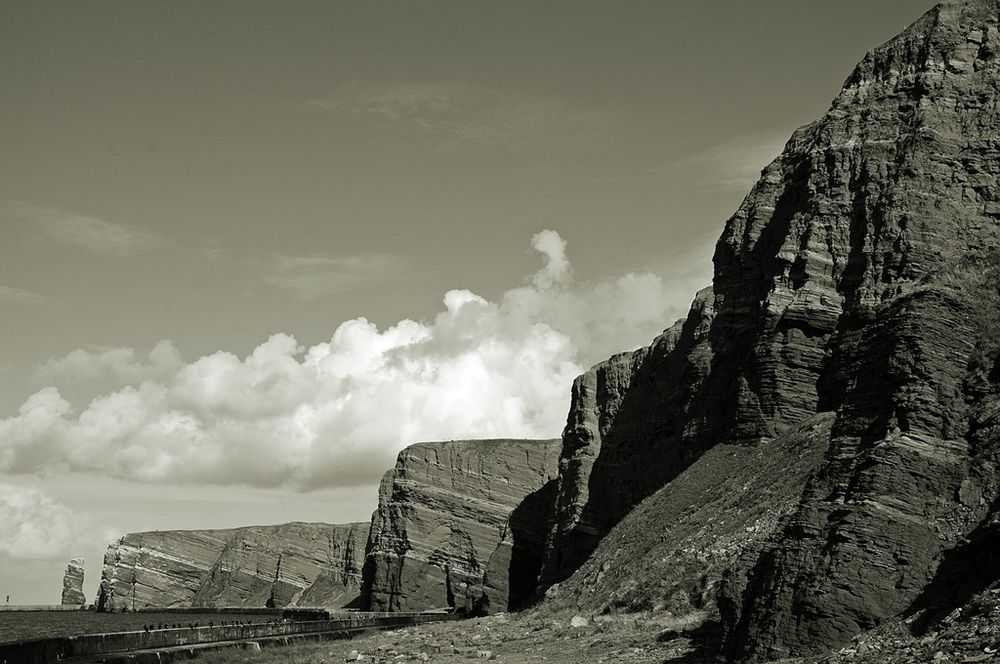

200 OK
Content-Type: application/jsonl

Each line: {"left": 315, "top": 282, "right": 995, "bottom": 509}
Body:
{"left": 0, "top": 605, "right": 83, "bottom": 612}
{"left": 0, "top": 612, "right": 460, "bottom": 664}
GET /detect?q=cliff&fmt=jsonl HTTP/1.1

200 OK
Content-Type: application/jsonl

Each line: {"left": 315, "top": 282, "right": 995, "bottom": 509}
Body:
{"left": 542, "top": 413, "right": 833, "bottom": 618}
{"left": 361, "top": 438, "right": 561, "bottom": 614}
{"left": 96, "top": 521, "right": 366, "bottom": 610}
{"left": 538, "top": 0, "right": 1000, "bottom": 661}
{"left": 540, "top": 289, "right": 715, "bottom": 586}
{"left": 723, "top": 2, "right": 1000, "bottom": 659}
{"left": 60, "top": 558, "right": 85, "bottom": 606}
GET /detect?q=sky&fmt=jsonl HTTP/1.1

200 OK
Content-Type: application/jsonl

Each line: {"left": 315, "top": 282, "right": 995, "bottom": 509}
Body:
{"left": 0, "top": 0, "right": 931, "bottom": 605}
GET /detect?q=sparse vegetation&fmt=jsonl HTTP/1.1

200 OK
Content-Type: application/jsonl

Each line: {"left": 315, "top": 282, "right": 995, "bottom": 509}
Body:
{"left": 192, "top": 613, "right": 688, "bottom": 664}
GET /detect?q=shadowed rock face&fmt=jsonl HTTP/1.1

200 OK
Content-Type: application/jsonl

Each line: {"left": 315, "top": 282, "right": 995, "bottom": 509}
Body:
{"left": 61, "top": 558, "right": 85, "bottom": 606}
{"left": 361, "top": 439, "right": 561, "bottom": 614}
{"left": 540, "top": 0, "right": 1000, "bottom": 660}
{"left": 721, "top": 2, "right": 1000, "bottom": 658}
{"left": 542, "top": 413, "right": 834, "bottom": 620}
{"left": 96, "top": 522, "right": 366, "bottom": 610}
{"left": 539, "top": 290, "right": 716, "bottom": 587}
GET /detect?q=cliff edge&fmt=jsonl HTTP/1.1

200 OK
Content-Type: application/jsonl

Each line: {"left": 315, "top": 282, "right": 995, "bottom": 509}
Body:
{"left": 361, "top": 438, "right": 560, "bottom": 614}
{"left": 538, "top": 1, "right": 1000, "bottom": 661}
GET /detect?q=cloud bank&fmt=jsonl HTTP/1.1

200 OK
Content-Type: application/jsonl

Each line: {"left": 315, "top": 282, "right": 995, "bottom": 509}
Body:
{"left": 0, "top": 484, "right": 117, "bottom": 560}
{"left": 0, "top": 231, "right": 701, "bottom": 490}
{"left": 35, "top": 340, "right": 184, "bottom": 387}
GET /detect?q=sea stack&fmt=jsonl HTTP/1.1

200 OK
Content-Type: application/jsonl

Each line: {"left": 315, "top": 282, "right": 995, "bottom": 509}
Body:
{"left": 60, "top": 558, "right": 85, "bottom": 606}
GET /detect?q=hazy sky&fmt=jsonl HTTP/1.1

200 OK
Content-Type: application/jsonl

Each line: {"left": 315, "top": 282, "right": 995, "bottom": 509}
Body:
{"left": 0, "top": 0, "right": 930, "bottom": 605}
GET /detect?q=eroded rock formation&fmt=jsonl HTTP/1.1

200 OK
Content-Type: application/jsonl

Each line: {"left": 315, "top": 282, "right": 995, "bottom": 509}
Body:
{"left": 96, "top": 521, "right": 365, "bottom": 610}
{"left": 721, "top": 2, "right": 1000, "bottom": 658}
{"left": 361, "top": 439, "right": 560, "bottom": 614}
{"left": 60, "top": 558, "right": 85, "bottom": 606}
{"left": 540, "top": 289, "right": 716, "bottom": 587}
{"left": 538, "top": 1, "right": 1000, "bottom": 660}
{"left": 542, "top": 414, "right": 833, "bottom": 619}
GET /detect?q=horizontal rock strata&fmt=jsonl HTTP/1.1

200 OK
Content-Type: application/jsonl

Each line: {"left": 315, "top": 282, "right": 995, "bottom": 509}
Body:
{"left": 540, "top": 289, "right": 716, "bottom": 587}
{"left": 543, "top": 413, "right": 833, "bottom": 620}
{"left": 361, "top": 439, "right": 561, "bottom": 614}
{"left": 96, "top": 521, "right": 366, "bottom": 610}
{"left": 538, "top": 1, "right": 1000, "bottom": 661}
{"left": 60, "top": 558, "right": 86, "bottom": 606}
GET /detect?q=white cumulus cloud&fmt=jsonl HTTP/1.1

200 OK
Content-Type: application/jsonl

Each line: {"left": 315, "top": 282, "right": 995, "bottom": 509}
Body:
{"left": 0, "top": 484, "right": 117, "bottom": 560}
{"left": 35, "top": 340, "right": 184, "bottom": 387}
{"left": 0, "top": 231, "right": 701, "bottom": 490}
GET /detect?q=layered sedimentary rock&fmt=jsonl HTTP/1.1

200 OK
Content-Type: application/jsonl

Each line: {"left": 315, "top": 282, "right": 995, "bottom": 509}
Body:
{"left": 721, "top": 3, "right": 1000, "bottom": 658}
{"left": 540, "top": 289, "right": 716, "bottom": 586}
{"left": 539, "top": 1, "right": 1000, "bottom": 660}
{"left": 96, "top": 521, "right": 365, "bottom": 610}
{"left": 61, "top": 558, "right": 86, "bottom": 606}
{"left": 361, "top": 439, "right": 561, "bottom": 614}
{"left": 543, "top": 413, "right": 833, "bottom": 619}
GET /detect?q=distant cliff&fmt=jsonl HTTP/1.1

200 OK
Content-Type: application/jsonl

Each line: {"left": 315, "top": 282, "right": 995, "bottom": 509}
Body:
{"left": 537, "top": 0, "right": 1000, "bottom": 661}
{"left": 361, "top": 438, "right": 560, "bottom": 614}
{"left": 96, "top": 521, "right": 365, "bottom": 610}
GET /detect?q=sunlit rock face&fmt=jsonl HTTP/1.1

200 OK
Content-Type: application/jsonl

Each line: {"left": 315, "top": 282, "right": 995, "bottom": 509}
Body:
{"left": 61, "top": 558, "right": 86, "bottom": 606}
{"left": 539, "top": 0, "right": 1000, "bottom": 659}
{"left": 361, "top": 438, "right": 561, "bottom": 614}
{"left": 95, "top": 521, "right": 366, "bottom": 610}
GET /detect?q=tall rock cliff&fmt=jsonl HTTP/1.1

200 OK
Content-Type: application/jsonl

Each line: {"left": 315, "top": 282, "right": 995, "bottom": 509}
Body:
{"left": 361, "top": 438, "right": 561, "bottom": 614}
{"left": 60, "top": 558, "right": 85, "bottom": 606}
{"left": 539, "top": 0, "right": 1000, "bottom": 661}
{"left": 540, "top": 289, "right": 716, "bottom": 586}
{"left": 96, "top": 521, "right": 365, "bottom": 610}
{"left": 722, "top": 2, "right": 1000, "bottom": 659}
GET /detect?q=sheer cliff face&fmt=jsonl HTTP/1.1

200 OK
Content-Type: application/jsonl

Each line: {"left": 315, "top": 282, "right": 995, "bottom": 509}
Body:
{"left": 361, "top": 439, "right": 560, "bottom": 614}
{"left": 542, "top": 0, "right": 1000, "bottom": 660}
{"left": 540, "top": 292, "right": 715, "bottom": 586}
{"left": 725, "top": 2, "right": 1000, "bottom": 659}
{"left": 96, "top": 522, "right": 365, "bottom": 610}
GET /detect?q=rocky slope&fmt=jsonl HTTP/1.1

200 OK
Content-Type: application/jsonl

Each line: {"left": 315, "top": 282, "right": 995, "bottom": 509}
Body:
{"left": 96, "top": 521, "right": 366, "bottom": 610}
{"left": 536, "top": 0, "right": 1000, "bottom": 661}
{"left": 542, "top": 413, "right": 833, "bottom": 621}
{"left": 361, "top": 438, "right": 561, "bottom": 614}
{"left": 540, "top": 288, "right": 715, "bottom": 586}
{"left": 60, "top": 558, "right": 85, "bottom": 605}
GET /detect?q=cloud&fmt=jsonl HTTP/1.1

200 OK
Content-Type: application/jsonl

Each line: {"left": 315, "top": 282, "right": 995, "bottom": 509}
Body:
{"left": 4, "top": 199, "right": 163, "bottom": 257}
{"left": 36, "top": 340, "right": 184, "bottom": 387}
{"left": 261, "top": 253, "right": 405, "bottom": 301}
{"left": 306, "top": 82, "right": 613, "bottom": 149}
{"left": 0, "top": 284, "right": 48, "bottom": 305}
{"left": 0, "top": 231, "right": 705, "bottom": 490}
{"left": 529, "top": 229, "right": 572, "bottom": 287}
{"left": 0, "top": 483, "right": 117, "bottom": 560}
